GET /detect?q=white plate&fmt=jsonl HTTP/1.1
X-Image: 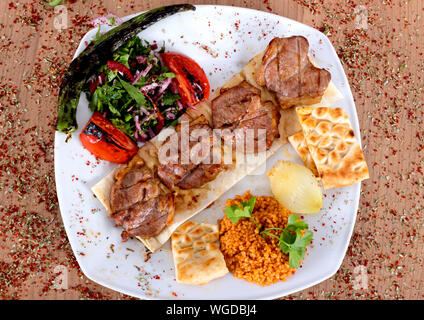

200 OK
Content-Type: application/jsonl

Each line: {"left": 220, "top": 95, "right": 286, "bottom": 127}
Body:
{"left": 54, "top": 5, "right": 361, "bottom": 300}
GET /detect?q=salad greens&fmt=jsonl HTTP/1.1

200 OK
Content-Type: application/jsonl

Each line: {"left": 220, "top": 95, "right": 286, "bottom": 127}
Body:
{"left": 117, "top": 77, "right": 147, "bottom": 106}
{"left": 224, "top": 197, "right": 313, "bottom": 269}
{"left": 87, "top": 36, "right": 182, "bottom": 142}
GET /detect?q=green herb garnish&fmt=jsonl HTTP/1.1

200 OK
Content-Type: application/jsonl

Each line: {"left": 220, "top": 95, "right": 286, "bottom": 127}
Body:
{"left": 261, "top": 214, "right": 313, "bottom": 269}
{"left": 156, "top": 72, "right": 176, "bottom": 82}
{"left": 55, "top": 5, "right": 195, "bottom": 136}
{"left": 161, "top": 92, "right": 181, "bottom": 106}
{"left": 224, "top": 196, "right": 259, "bottom": 229}
{"left": 108, "top": 17, "right": 116, "bottom": 26}
{"left": 94, "top": 24, "right": 101, "bottom": 42}
{"left": 44, "top": 0, "right": 63, "bottom": 7}
{"left": 83, "top": 35, "right": 184, "bottom": 141}
{"left": 118, "top": 77, "right": 146, "bottom": 106}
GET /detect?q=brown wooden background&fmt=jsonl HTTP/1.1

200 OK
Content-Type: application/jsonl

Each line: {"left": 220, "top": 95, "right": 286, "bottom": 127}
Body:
{"left": 0, "top": 0, "right": 423, "bottom": 300}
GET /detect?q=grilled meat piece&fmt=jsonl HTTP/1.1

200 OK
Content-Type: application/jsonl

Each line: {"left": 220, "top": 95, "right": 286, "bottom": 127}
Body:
{"left": 211, "top": 81, "right": 280, "bottom": 152}
{"left": 119, "top": 166, "right": 152, "bottom": 188}
{"left": 112, "top": 193, "right": 175, "bottom": 240}
{"left": 157, "top": 115, "right": 224, "bottom": 190}
{"left": 256, "top": 36, "right": 331, "bottom": 109}
{"left": 157, "top": 122, "right": 211, "bottom": 189}
{"left": 177, "top": 163, "right": 223, "bottom": 190}
{"left": 157, "top": 161, "right": 196, "bottom": 190}
{"left": 231, "top": 100, "right": 280, "bottom": 152}
{"left": 109, "top": 157, "right": 175, "bottom": 241}
{"left": 211, "top": 81, "right": 261, "bottom": 129}
{"left": 109, "top": 164, "right": 159, "bottom": 212}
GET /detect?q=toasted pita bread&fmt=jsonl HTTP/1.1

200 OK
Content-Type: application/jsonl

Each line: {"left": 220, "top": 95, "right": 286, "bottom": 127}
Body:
{"left": 171, "top": 221, "right": 228, "bottom": 285}
{"left": 288, "top": 131, "right": 319, "bottom": 177}
{"left": 296, "top": 107, "right": 369, "bottom": 189}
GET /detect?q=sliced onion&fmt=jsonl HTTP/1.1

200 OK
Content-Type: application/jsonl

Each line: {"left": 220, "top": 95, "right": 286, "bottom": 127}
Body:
{"left": 148, "top": 127, "right": 156, "bottom": 138}
{"left": 267, "top": 160, "right": 323, "bottom": 214}
{"left": 140, "top": 63, "right": 153, "bottom": 77}
{"left": 134, "top": 115, "right": 141, "bottom": 132}
{"left": 138, "top": 105, "right": 148, "bottom": 115}
{"left": 176, "top": 101, "right": 184, "bottom": 111}
{"left": 138, "top": 132, "right": 148, "bottom": 142}
{"left": 153, "top": 51, "right": 164, "bottom": 66}
{"left": 185, "top": 102, "right": 197, "bottom": 110}
{"left": 131, "top": 70, "right": 142, "bottom": 85}
{"left": 163, "top": 106, "right": 177, "bottom": 113}
{"left": 166, "top": 112, "right": 176, "bottom": 120}
{"left": 136, "top": 56, "right": 148, "bottom": 64}
{"left": 153, "top": 77, "right": 173, "bottom": 102}
{"left": 140, "top": 82, "right": 159, "bottom": 93}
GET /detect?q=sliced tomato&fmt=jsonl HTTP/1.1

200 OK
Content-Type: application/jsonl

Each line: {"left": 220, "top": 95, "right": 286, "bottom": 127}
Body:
{"left": 107, "top": 60, "right": 134, "bottom": 82}
{"left": 80, "top": 112, "right": 138, "bottom": 164}
{"left": 160, "top": 52, "right": 210, "bottom": 107}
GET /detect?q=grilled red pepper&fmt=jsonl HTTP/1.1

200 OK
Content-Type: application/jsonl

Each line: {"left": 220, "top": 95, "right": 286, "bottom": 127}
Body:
{"left": 80, "top": 112, "right": 138, "bottom": 163}
{"left": 107, "top": 60, "right": 134, "bottom": 82}
{"left": 160, "top": 52, "right": 210, "bottom": 107}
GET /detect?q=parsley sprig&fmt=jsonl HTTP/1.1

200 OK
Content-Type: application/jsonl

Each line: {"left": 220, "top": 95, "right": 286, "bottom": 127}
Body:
{"left": 261, "top": 214, "right": 313, "bottom": 269}
{"left": 224, "top": 197, "right": 313, "bottom": 269}
{"left": 224, "top": 197, "right": 259, "bottom": 230}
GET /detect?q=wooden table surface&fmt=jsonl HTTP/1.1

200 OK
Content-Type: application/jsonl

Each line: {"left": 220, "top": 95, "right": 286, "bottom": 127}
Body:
{"left": 0, "top": 0, "right": 423, "bottom": 300}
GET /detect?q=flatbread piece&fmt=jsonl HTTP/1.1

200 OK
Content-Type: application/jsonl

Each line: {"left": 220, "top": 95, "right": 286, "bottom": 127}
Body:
{"left": 288, "top": 131, "right": 319, "bottom": 177}
{"left": 296, "top": 107, "right": 369, "bottom": 189}
{"left": 171, "top": 221, "right": 228, "bottom": 285}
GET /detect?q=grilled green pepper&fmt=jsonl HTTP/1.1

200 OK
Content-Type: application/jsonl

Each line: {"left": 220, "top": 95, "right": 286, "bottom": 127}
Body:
{"left": 56, "top": 4, "right": 196, "bottom": 137}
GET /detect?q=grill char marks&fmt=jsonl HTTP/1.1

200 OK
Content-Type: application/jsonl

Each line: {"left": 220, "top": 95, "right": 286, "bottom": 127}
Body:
{"left": 231, "top": 100, "right": 280, "bottom": 152}
{"left": 177, "top": 163, "right": 223, "bottom": 190}
{"left": 211, "top": 81, "right": 261, "bottom": 129}
{"left": 256, "top": 36, "right": 331, "bottom": 109}
{"left": 157, "top": 120, "right": 212, "bottom": 190}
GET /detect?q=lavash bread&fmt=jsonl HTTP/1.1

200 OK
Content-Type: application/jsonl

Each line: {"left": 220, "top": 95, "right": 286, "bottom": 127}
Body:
{"left": 295, "top": 107, "right": 369, "bottom": 189}
{"left": 171, "top": 221, "right": 228, "bottom": 285}
{"left": 288, "top": 131, "right": 319, "bottom": 177}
